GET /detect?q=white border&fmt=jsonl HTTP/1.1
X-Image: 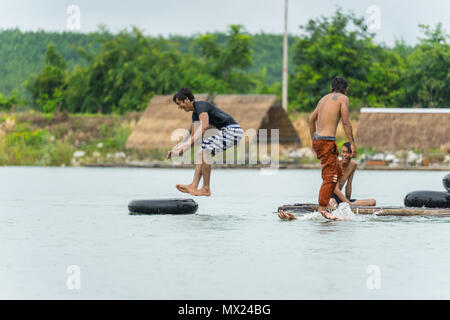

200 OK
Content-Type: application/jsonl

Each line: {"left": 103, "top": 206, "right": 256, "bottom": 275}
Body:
{"left": 360, "top": 108, "right": 450, "bottom": 114}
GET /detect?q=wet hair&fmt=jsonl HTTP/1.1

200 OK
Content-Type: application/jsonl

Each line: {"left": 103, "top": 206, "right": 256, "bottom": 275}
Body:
{"left": 173, "top": 87, "right": 195, "bottom": 103}
{"left": 331, "top": 77, "right": 348, "bottom": 94}
{"left": 342, "top": 142, "right": 351, "bottom": 152}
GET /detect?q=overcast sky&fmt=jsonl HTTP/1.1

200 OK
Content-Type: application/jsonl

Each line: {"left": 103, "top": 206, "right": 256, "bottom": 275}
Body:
{"left": 0, "top": 0, "right": 448, "bottom": 45}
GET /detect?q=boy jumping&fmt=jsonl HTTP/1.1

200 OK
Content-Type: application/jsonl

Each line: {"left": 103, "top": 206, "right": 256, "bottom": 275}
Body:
{"left": 167, "top": 88, "right": 243, "bottom": 196}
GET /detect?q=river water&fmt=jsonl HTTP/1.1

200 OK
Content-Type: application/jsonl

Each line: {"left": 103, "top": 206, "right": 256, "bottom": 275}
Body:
{"left": 1, "top": 166, "right": 449, "bottom": 299}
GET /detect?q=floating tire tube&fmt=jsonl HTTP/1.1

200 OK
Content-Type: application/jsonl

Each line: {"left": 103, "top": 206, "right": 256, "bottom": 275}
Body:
{"left": 128, "top": 199, "right": 198, "bottom": 215}
{"left": 444, "top": 173, "right": 450, "bottom": 193}
{"left": 404, "top": 191, "right": 450, "bottom": 208}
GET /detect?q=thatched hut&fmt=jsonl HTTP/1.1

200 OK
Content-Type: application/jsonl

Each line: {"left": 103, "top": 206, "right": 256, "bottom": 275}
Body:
{"left": 356, "top": 108, "right": 450, "bottom": 150}
{"left": 126, "top": 94, "right": 301, "bottom": 151}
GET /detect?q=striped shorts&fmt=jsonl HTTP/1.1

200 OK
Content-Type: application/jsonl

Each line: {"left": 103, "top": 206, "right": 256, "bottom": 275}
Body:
{"left": 202, "top": 124, "right": 244, "bottom": 156}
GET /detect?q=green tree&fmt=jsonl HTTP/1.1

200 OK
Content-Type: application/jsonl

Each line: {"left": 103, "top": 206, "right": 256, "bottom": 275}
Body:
{"left": 65, "top": 27, "right": 218, "bottom": 114}
{"left": 289, "top": 9, "right": 412, "bottom": 111}
{"left": 365, "top": 47, "right": 406, "bottom": 108}
{"left": 195, "top": 25, "right": 254, "bottom": 93}
{"left": 28, "top": 44, "right": 68, "bottom": 112}
{"left": 290, "top": 9, "right": 380, "bottom": 111}
{"left": 404, "top": 24, "right": 450, "bottom": 107}
{"left": 0, "top": 29, "right": 100, "bottom": 103}
{"left": 0, "top": 91, "right": 18, "bottom": 110}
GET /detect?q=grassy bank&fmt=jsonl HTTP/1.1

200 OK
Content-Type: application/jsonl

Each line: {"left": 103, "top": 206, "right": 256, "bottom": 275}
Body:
{"left": 0, "top": 111, "right": 144, "bottom": 166}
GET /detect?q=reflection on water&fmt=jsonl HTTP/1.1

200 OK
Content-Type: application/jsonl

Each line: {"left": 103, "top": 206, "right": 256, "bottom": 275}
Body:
{"left": 1, "top": 167, "right": 450, "bottom": 299}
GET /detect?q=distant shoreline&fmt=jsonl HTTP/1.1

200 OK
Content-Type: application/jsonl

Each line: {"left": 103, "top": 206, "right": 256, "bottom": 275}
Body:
{"left": 82, "top": 162, "right": 450, "bottom": 171}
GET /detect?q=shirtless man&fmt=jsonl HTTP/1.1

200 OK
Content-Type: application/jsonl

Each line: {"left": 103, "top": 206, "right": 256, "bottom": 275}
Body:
{"left": 278, "top": 77, "right": 356, "bottom": 221}
{"left": 277, "top": 142, "right": 376, "bottom": 221}
{"left": 329, "top": 142, "right": 376, "bottom": 208}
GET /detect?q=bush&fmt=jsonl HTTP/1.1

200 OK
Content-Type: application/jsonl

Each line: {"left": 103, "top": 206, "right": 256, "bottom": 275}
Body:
{"left": 0, "top": 124, "right": 73, "bottom": 166}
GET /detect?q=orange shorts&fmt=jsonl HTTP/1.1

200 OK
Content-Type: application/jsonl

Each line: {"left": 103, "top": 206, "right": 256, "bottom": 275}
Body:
{"left": 312, "top": 139, "right": 343, "bottom": 207}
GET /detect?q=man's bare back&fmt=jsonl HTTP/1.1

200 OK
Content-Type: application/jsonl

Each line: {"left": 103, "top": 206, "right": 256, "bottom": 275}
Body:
{"left": 314, "top": 93, "right": 347, "bottom": 137}
{"left": 309, "top": 90, "right": 356, "bottom": 157}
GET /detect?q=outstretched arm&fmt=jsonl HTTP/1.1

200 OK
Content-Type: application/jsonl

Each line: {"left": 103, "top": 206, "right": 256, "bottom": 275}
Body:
{"left": 167, "top": 113, "right": 209, "bottom": 159}
{"left": 340, "top": 96, "right": 357, "bottom": 158}
{"left": 345, "top": 168, "right": 355, "bottom": 199}
{"left": 333, "top": 184, "right": 350, "bottom": 204}
{"left": 187, "top": 112, "right": 209, "bottom": 147}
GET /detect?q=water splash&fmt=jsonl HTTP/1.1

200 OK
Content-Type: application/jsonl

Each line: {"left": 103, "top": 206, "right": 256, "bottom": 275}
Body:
{"left": 297, "top": 212, "right": 323, "bottom": 221}
{"left": 331, "top": 202, "right": 360, "bottom": 221}
{"left": 296, "top": 202, "right": 361, "bottom": 221}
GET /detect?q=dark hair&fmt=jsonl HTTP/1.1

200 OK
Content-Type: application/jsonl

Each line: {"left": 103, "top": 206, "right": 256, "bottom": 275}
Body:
{"left": 173, "top": 87, "right": 195, "bottom": 103}
{"left": 331, "top": 77, "right": 348, "bottom": 94}
{"left": 342, "top": 142, "right": 351, "bottom": 151}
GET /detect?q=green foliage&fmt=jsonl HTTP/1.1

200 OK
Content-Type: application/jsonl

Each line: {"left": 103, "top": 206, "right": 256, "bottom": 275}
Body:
{"left": 25, "top": 26, "right": 256, "bottom": 114}
{"left": 0, "top": 124, "right": 73, "bottom": 166}
{"left": 5, "top": 125, "right": 49, "bottom": 147}
{"left": 290, "top": 9, "right": 407, "bottom": 111}
{"left": 28, "top": 44, "right": 67, "bottom": 112}
{"left": 194, "top": 25, "right": 254, "bottom": 92}
{"left": 99, "top": 123, "right": 131, "bottom": 149}
{"left": 364, "top": 47, "right": 406, "bottom": 108}
{"left": 171, "top": 31, "right": 294, "bottom": 86}
{"left": 63, "top": 27, "right": 231, "bottom": 113}
{"left": 34, "top": 141, "right": 73, "bottom": 166}
{"left": 0, "top": 112, "right": 133, "bottom": 166}
{"left": 252, "top": 67, "right": 282, "bottom": 97}
{"left": 403, "top": 24, "right": 450, "bottom": 107}
{"left": 0, "top": 91, "right": 18, "bottom": 110}
{"left": 0, "top": 29, "right": 100, "bottom": 100}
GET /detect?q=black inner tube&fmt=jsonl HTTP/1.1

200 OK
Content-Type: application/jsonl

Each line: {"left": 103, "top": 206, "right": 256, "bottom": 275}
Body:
{"left": 443, "top": 173, "right": 450, "bottom": 193}
{"left": 404, "top": 190, "right": 450, "bottom": 208}
{"left": 128, "top": 199, "right": 198, "bottom": 215}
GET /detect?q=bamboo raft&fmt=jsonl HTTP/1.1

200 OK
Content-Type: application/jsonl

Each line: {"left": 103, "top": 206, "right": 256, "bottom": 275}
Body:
{"left": 278, "top": 204, "right": 450, "bottom": 217}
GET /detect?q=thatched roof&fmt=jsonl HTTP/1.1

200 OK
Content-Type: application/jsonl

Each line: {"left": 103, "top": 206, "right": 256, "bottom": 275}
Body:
{"left": 356, "top": 108, "right": 450, "bottom": 150}
{"left": 125, "top": 94, "right": 208, "bottom": 150}
{"left": 126, "top": 94, "right": 301, "bottom": 150}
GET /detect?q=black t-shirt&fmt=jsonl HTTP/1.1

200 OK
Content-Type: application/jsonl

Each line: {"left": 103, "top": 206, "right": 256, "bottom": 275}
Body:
{"left": 192, "top": 100, "right": 237, "bottom": 129}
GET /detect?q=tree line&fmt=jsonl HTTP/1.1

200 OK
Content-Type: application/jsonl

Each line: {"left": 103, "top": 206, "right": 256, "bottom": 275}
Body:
{"left": 0, "top": 9, "right": 448, "bottom": 113}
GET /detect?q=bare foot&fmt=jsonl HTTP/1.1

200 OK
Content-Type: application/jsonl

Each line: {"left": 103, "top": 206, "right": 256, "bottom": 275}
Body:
{"left": 176, "top": 184, "right": 196, "bottom": 193}
{"left": 190, "top": 187, "right": 211, "bottom": 197}
{"left": 278, "top": 209, "right": 297, "bottom": 220}
{"left": 319, "top": 210, "right": 343, "bottom": 221}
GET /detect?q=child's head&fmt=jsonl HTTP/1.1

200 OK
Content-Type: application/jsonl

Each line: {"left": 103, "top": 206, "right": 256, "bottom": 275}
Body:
{"left": 173, "top": 87, "right": 194, "bottom": 103}
{"left": 173, "top": 88, "right": 195, "bottom": 112}
{"left": 341, "top": 142, "right": 352, "bottom": 162}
